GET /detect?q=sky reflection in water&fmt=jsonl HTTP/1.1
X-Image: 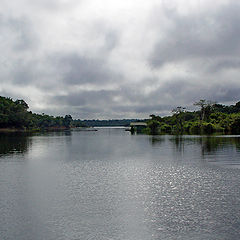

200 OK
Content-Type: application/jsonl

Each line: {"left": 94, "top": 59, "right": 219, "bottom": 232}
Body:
{"left": 0, "top": 129, "right": 240, "bottom": 240}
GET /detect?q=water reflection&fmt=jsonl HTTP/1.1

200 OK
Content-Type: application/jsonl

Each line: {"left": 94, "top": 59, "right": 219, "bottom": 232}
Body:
{"left": 34, "top": 130, "right": 72, "bottom": 137}
{"left": 170, "top": 136, "right": 185, "bottom": 153}
{"left": 150, "top": 136, "right": 165, "bottom": 146}
{"left": 0, "top": 130, "right": 240, "bottom": 240}
{"left": 149, "top": 135, "right": 240, "bottom": 166}
{"left": 0, "top": 133, "right": 32, "bottom": 157}
{"left": 0, "top": 131, "right": 72, "bottom": 158}
{"left": 150, "top": 135, "right": 240, "bottom": 154}
{"left": 199, "top": 136, "right": 240, "bottom": 154}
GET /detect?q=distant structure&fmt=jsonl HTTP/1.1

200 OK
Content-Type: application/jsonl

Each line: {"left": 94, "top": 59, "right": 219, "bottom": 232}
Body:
{"left": 130, "top": 122, "right": 147, "bottom": 133}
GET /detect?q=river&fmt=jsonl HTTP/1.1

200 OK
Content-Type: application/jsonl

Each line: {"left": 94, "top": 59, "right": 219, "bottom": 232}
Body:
{"left": 0, "top": 128, "right": 240, "bottom": 240}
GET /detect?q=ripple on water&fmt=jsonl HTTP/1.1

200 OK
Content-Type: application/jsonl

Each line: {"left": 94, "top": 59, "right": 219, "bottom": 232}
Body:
{"left": 0, "top": 131, "right": 240, "bottom": 240}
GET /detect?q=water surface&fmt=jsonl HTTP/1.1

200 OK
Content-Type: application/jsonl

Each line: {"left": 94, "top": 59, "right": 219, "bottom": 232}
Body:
{"left": 0, "top": 129, "right": 240, "bottom": 240}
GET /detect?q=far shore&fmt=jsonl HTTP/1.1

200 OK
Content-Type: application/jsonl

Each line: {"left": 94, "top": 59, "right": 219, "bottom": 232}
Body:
{"left": 0, "top": 127, "right": 71, "bottom": 133}
{"left": 0, "top": 128, "right": 26, "bottom": 133}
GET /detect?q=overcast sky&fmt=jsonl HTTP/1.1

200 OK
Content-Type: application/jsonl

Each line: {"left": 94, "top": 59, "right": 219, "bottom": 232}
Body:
{"left": 1, "top": 0, "right": 240, "bottom": 119}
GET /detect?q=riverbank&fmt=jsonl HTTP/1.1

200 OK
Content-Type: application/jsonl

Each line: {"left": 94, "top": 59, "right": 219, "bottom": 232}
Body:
{"left": 0, "top": 128, "right": 27, "bottom": 133}
{"left": 0, "top": 127, "right": 70, "bottom": 133}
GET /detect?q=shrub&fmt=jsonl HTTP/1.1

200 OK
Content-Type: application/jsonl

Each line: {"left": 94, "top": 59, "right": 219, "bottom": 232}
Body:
{"left": 230, "top": 117, "right": 240, "bottom": 134}
{"left": 160, "top": 124, "right": 172, "bottom": 133}
{"left": 189, "top": 122, "right": 201, "bottom": 134}
{"left": 202, "top": 123, "right": 215, "bottom": 134}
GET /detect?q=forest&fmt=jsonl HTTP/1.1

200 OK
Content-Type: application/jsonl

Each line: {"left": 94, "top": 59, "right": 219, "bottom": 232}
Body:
{"left": 77, "top": 119, "right": 143, "bottom": 127}
{"left": 146, "top": 100, "right": 240, "bottom": 135}
{"left": 1, "top": 96, "right": 240, "bottom": 134}
{"left": 0, "top": 96, "right": 141, "bottom": 131}
{"left": 0, "top": 96, "right": 72, "bottom": 131}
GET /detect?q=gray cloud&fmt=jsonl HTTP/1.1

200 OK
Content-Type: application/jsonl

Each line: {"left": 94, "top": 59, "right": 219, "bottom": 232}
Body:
{"left": 111, "top": 104, "right": 172, "bottom": 114}
{"left": 55, "top": 53, "right": 121, "bottom": 85}
{"left": 149, "top": 79, "right": 240, "bottom": 107}
{"left": 52, "top": 89, "right": 117, "bottom": 106}
{"left": 149, "top": 2, "right": 240, "bottom": 68}
{"left": 103, "top": 30, "right": 119, "bottom": 51}
{"left": 207, "top": 59, "right": 240, "bottom": 73}
{"left": 0, "top": 15, "right": 37, "bottom": 51}
{"left": 26, "top": 0, "right": 84, "bottom": 12}
{"left": 1, "top": 0, "right": 240, "bottom": 119}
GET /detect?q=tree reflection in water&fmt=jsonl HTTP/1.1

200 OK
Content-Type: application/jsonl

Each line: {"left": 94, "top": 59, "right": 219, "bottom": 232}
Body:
{"left": 0, "top": 133, "right": 32, "bottom": 157}
{"left": 149, "top": 135, "right": 240, "bottom": 161}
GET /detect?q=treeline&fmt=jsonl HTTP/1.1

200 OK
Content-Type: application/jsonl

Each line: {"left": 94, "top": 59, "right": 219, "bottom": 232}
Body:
{"left": 2, "top": 96, "right": 240, "bottom": 134}
{"left": 0, "top": 96, "right": 72, "bottom": 131}
{"left": 0, "top": 96, "right": 144, "bottom": 131}
{"left": 146, "top": 100, "right": 240, "bottom": 135}
{"left": 74, "top": 119, "right": 145, "bottom": 127}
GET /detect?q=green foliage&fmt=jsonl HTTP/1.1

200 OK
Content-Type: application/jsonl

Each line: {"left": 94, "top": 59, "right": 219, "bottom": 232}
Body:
{"left": 72, "top": 119, "right": 87, "bottom": 127}
{"left": 213, "top": 101, "right": 240, "bottom": 114}
{"left": 229, "top": 116, "right": 240, "bottom": 134}
{"left": 2, "top": 95, "right": 240, "bottom": 136}
{"left": 189, "top": 121, "right": 201, "bottom": 134}
{"left": 147, "top": 120, "right": 160, "bottom": 135}
{"left": 183, "top": 112, "right": 196, "bottom": 121}
{"left": 202, "top": 122, "right": 215, "bottom": 134}
{"left": 147, "top": 99, "right": 240, "bottom": 135}
{"left": 172, "top": 106, "right": 186, "bottom": 133}
{"left": 0, "top": 96, "right": 72, "bottom": 130}
{"left": 77, "top": 119, "right": 144, "bottom": 127}
{"left": 159, "top": 123, "right": 172, "bottom": 133}
{"left": 63, "top": 115, "right": 73, "bottom": 128}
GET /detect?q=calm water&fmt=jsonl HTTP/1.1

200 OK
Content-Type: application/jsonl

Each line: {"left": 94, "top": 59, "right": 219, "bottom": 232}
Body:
{"left": 0, "top": 128, "right": 240, "bottom": 240}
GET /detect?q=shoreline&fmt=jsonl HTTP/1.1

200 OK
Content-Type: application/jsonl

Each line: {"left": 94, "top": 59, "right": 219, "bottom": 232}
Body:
{"left": 0, "top": 128, "right": 26, "bottom": 133}
{"left": 0, "top": 127, "right": 70, "bottom": 133}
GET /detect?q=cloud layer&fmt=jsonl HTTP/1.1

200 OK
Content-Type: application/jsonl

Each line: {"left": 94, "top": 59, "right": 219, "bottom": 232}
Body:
{"left": 1, "top": 0, "right": 240, "bottom": 119}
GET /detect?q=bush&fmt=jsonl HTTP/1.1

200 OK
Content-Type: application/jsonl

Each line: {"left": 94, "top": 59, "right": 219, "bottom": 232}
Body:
{"left": 183, "top": 122, "right": 192, "bottom": 133}
{"left": 147, "top": 120, "right": 160, "bottom": 135}
{"left": 202, "top": 123, "right": 215, "bottom": 134}
{"left": 160, "top": 124, "right": 172, "bottom": 133}
{"left": 189, "top": 122, "right": 201, "bottom": 134}
{"left": 230, "top": 117, "right": 240, "bottom": 134}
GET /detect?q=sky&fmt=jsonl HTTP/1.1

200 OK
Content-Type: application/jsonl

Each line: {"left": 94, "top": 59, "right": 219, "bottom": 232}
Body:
{"left": 1, "top": 0, "right": 240, "bottom": 119}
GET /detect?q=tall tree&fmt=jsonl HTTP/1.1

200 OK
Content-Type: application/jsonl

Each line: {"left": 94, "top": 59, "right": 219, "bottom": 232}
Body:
{"left": 172, "top": 106, "right": 186, "bottom": 133}
{"left": 194, "top": 100, "right": 215, "bottom": 122}
{"left": 63, "top": 115, "right": 73, "bottom": 128}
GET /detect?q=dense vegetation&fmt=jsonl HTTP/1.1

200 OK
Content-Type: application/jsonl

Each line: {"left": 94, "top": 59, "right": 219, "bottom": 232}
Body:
{"left": 0, "top": 96, "right": 72, "bottom": 131}
{"left": 146, "top": 100, "right": 240, "bottom": 135}
{"left": 0, "top": 96, "right": 143, "bottom": 131}
{"left": 75, "top": 119, "right": 145, "bottom": 127}
{"left": 2, "top": 96, "right": 240, "bottom": 135}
